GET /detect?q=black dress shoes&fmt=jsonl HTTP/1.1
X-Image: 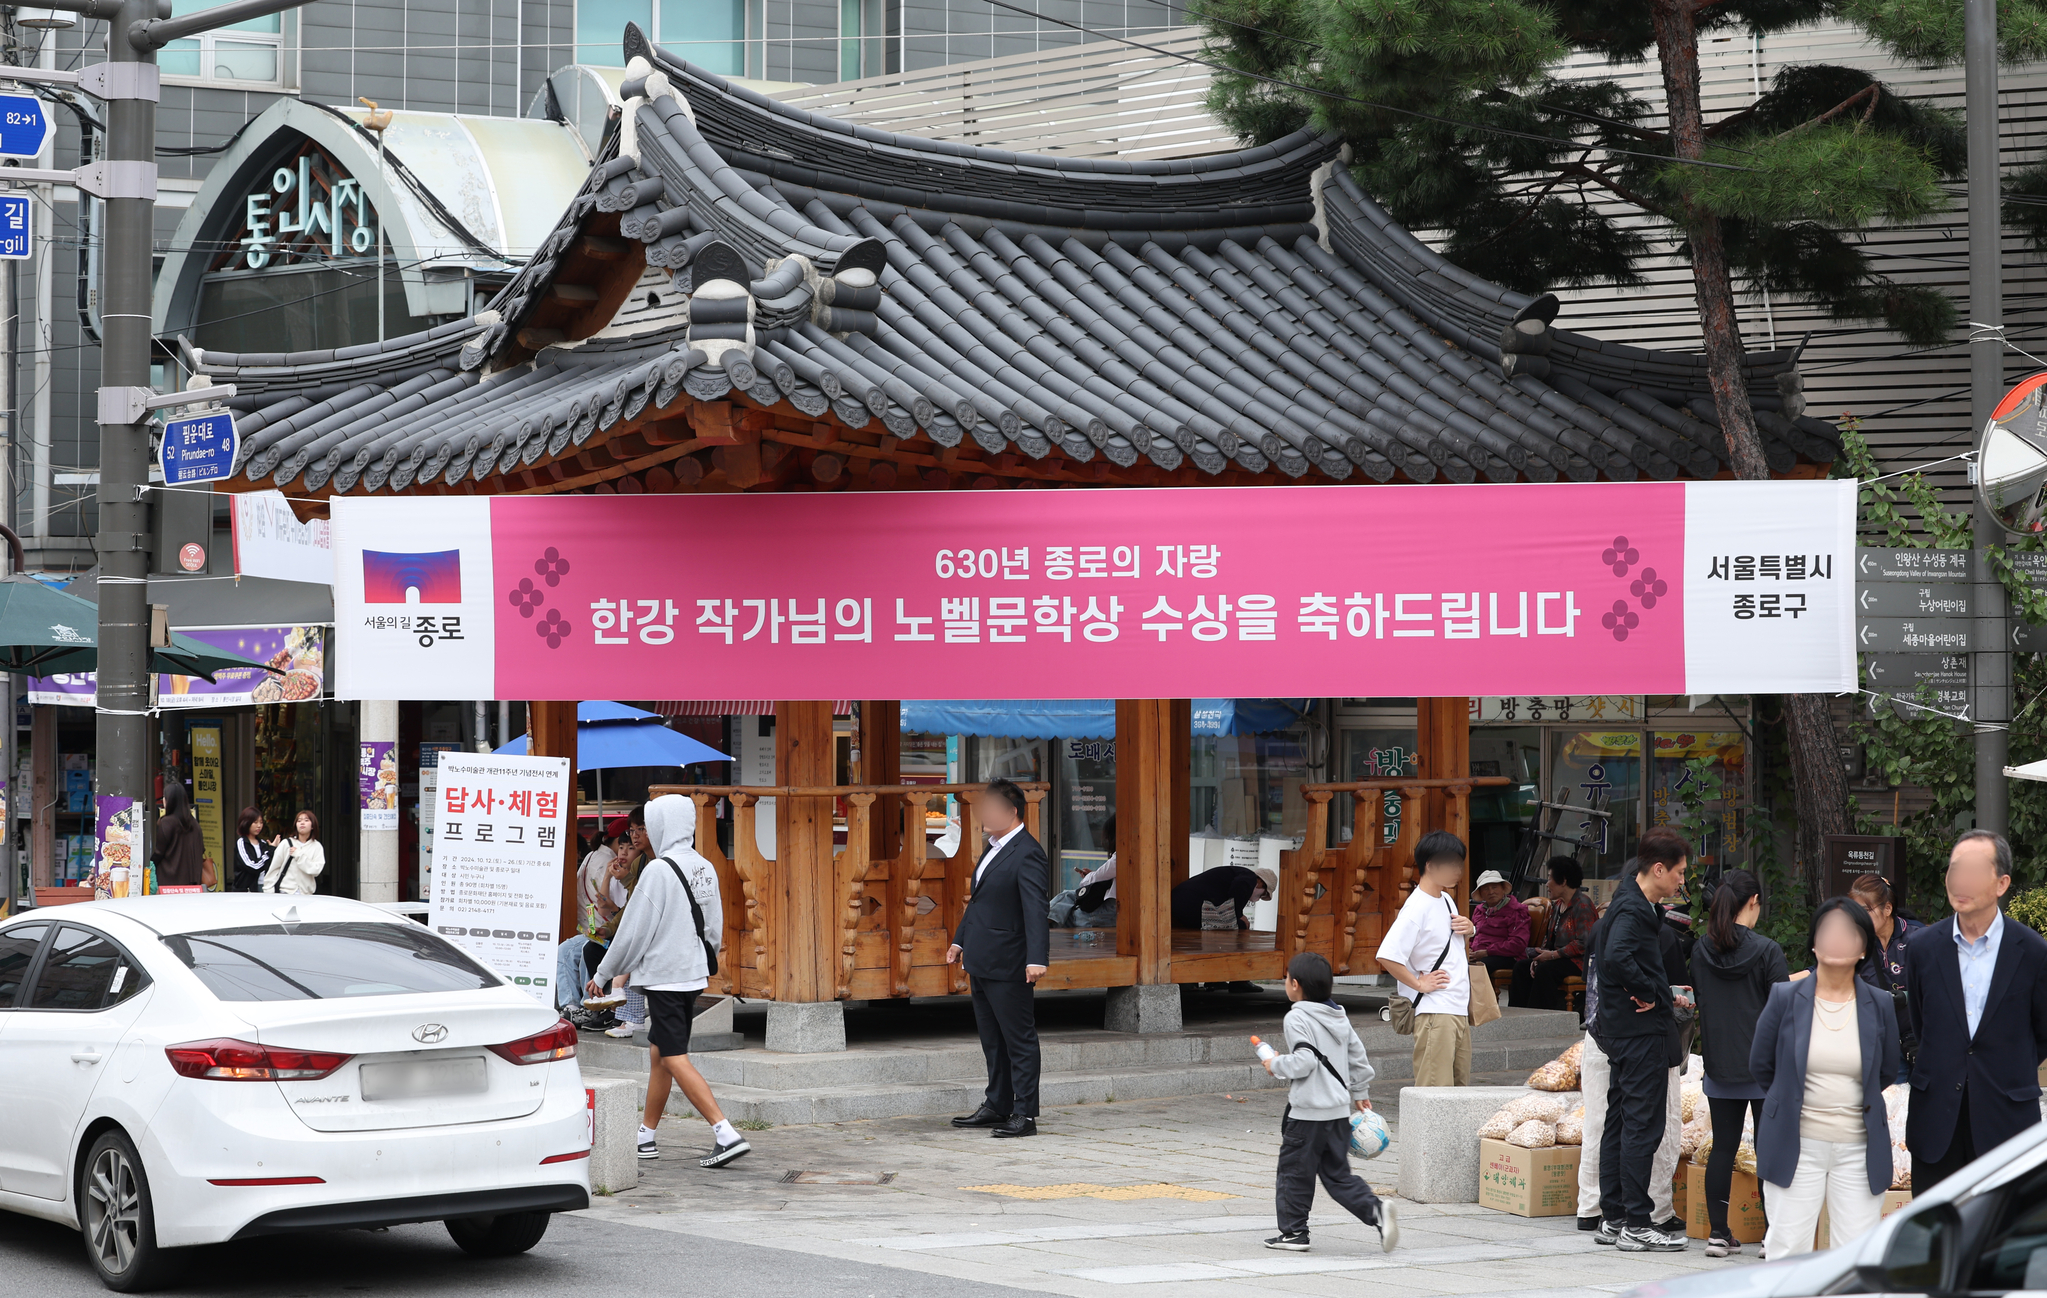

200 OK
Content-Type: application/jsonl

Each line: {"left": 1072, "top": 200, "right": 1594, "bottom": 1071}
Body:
{"left": 991, "top": 1115, "right": 1037, "bottom": 1138}
{"left": 951, "top": 1105, "right": 1009, "bottom": 1128}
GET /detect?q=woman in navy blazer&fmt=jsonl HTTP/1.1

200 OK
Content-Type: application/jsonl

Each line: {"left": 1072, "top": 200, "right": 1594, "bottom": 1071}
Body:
{"left": 1749, "top": 899, "right": 1902, "bottom": 1261}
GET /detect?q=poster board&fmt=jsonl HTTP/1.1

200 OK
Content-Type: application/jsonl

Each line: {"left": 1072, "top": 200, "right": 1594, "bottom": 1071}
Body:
{"left": 426, "top": 753, "right": 570, "bottom": 1001}
{"left": 190, "top": 723, "right": 225, "bottom": 890}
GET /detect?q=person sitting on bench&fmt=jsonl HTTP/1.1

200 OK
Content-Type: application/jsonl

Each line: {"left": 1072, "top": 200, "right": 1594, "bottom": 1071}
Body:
{"left": 1511, "top": 856, "right": 1599, "bottom": 1011}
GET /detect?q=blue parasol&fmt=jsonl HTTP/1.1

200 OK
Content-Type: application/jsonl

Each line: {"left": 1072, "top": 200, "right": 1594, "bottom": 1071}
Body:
{"left": 495, "top": 700, "right": 731, "bottom": 769}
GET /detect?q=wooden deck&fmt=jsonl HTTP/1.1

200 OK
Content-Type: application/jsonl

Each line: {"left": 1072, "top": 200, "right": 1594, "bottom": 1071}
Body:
{"left": 1046, "top": 927, "right": 1285, "bottom": 985}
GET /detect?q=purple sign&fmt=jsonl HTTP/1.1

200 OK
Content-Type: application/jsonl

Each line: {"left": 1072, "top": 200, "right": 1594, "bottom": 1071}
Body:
{"left": 28, "top": 626, "right": 325, "bottom": 708}
{"left": 360, "top": 740, "right": 397, "bottom": 830}
{"left": 92, "top": 794, "right": 140, "bottom": 899}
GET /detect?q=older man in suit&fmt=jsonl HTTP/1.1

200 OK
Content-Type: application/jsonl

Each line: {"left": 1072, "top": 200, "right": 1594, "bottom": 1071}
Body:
{"left": 947, "top": 778, "right": 1051, "bottom": 1138}
{"left": 1904, "top": 829, "right": 2047, "bottom": 1190}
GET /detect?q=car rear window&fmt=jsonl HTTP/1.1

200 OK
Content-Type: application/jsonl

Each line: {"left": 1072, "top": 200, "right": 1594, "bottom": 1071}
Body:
{"left": 161, "top": 922, "right": 501, "bottom": 1001}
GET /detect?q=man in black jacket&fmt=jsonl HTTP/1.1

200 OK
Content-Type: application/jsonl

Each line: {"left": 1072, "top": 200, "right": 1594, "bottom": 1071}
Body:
{"left": 1591, "top": 827, "right": 1691, "bottom": 1253}
{"left": 947, "top": 778, "right": 1051, "bottom": 1138}
{"left": 1905, "top": 829, "right": 2047, "bottom": 1189}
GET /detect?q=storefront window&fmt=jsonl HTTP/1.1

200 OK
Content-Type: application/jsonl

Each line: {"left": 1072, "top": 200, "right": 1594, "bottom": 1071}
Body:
{"left": 1334, "top": 727, "right": 1417, "bottom": 847}
{"left": 1192, "top": 731, "right": 1312, "bottom": 843}
{"left": 196, "top": 267, "right": 433, "bottom": 355}
{"left": 1056, "top": 737, "right": 1115, "bottom": 891}
{"left": 1548, "top": 728, "right": 1642, "bottom": 883}
{"left": 1650, "top": 730, "right": 1747, "bottom": 873}
{"left": 255, "top": 702, "right": 325, "bottom": 848}
{"left": 1469, "top": 727, "right": 1541, "bottom": 881}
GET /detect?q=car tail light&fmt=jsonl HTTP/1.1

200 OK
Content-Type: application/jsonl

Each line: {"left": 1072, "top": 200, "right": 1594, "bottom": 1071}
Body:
{"left": 539, "top": 1150, "right": 590, "bottom": 1165}
{"left": 488, "top": 1019, "right": 578, "bottom": 1066}
{"left": 165, "top": 1038, "right": 352, "bottom": 1081}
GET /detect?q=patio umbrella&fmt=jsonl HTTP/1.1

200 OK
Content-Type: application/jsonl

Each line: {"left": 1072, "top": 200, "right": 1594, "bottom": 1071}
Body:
{"left": 495, "top": 700, "right": 732, "bottom": 768}
{"left": 0, "top": 574, "right": 272, "bottom": 679}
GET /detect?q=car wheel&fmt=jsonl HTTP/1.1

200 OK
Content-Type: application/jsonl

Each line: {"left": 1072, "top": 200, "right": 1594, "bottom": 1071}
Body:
{"left": 445, "top": 1210, "right": 552, "bottom": 1257}
{"left": 78, "top": 1131, "right": 184, "bottom": 1292}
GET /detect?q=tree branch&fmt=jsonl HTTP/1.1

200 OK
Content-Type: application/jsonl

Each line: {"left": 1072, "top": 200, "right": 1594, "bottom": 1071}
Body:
{"left": 1559, "top": 161, "right": 1670, "bottom": 218}
{"left": 1465, "top": 151, "right": 1593, "bottom": 249}
{"left": 1775, "top": 83, "right": 1881, "bottom": 141}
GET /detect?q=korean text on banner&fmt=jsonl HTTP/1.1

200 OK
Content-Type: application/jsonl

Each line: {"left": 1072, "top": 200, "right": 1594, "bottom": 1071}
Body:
{"left": 191, "top": 725, "right": 225, "bottom": 890}
{"left": 427, "top": 754, "right": 570, "bottom": 1002}
{"left": 232, "top": 489, "right": 334, "bottom": 585}
{"left": 329, "top": 481, "right": 1857, "bottom": 701}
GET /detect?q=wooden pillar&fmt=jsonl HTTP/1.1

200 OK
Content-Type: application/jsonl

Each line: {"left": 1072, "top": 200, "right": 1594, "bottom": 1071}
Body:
{"left": 527, "top": 701, "right": 579, "bottom": 945}
{"left": 774, "top": 700, "right": 835, "bottom": 1002}
{"left": 859, "top": 701, "right": 901, "bottom": 862}
{"left": 30, "top": 704, "right": 54, "bottom": 888}
{"left": 1417, "top": 698, "right": 1472, "bottom": 913}
{"left": 1169, "top": 699, "right": 1191, "bottom": 888}
{"left": 1114, "top": 699, "right": 1173, "bottom": 985}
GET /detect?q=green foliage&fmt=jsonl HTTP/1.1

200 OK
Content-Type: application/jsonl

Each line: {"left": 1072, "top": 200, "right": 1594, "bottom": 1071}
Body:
{"left": 1838, "top": 0, "right": 2047, "bottom": 66}
{"left": 2009, "top": 886, "right": 2047, "bottom": 936}
{"left": 1194, "top": 0, "right": 1972, "bottom": 346}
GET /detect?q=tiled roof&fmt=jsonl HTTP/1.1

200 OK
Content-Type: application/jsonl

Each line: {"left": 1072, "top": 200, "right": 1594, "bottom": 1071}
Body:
{"left": 193, "top": 23, "right": 1839, "bottom": 496}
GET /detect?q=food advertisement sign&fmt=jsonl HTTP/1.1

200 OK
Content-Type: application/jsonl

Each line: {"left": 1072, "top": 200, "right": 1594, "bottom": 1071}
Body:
{"left": 92, "top": 795, "right": 140, "bottom": 899}
{"left": 426, "top": 754, "right": 570, "bottom": 1001}
{"left": 359, "top": 740, "right": 398, "bottom": 830}
{"left": 28, "top": 626, "right": 323, "bottom": 707}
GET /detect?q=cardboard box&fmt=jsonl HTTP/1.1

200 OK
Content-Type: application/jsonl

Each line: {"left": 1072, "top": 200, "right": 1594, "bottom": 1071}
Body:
{"left": 1670, "top": 1158, "right": 1688, "bottom": 1222}
{"left": 1478, "top": 1137, "right": 1581, "bottom": 1217}
{"left": 1814, "top": 1190, "right": 1913, "bottom": 1250}
{"left": 1684, "top": 1159, "right": 1767, "bottom": 1243}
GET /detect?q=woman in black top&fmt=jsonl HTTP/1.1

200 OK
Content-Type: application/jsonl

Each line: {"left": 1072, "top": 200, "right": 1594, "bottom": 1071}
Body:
{"left": 232, "top": 806, "right": 272, "bottom": 893}
{"left": 1689, "top": 869, "right": 1790, "bottom": 1257}
{"left": 153, "top": 783, "right": 210, "bottom": 889}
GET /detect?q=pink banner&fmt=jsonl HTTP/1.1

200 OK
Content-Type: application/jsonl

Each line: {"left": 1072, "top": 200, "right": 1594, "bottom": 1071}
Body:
{"left": 332, "top": 481, "right": 1857, "bottom": 701}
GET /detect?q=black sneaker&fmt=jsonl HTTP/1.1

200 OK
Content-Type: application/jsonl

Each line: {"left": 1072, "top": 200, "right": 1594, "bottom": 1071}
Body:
{"left": 1593, "top": 1219, "right": 1621, "bottom": 1246}
{"left": 1264, "top": 1230, "right": 1310, "bottom": 1252}
{"left": 1577, "top": 1215, "right": 1602, "bottom": 1232}
{"left": 699, "top": 1137, "right": 752, "bottom": 1169}
{"left": 1655, "top": 1217, "right": 1687, "bottom": 1236}
{"left": 1617, "top": 1225, "right": 1688, "bottom": 1253}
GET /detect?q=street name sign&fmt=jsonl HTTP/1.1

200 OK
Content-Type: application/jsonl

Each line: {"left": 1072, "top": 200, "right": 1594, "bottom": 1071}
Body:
{"left": 1863, "top": 653, "right": 1969, "bottom": 720}
{"left": 0, "top": 93, "right": 52, "bottom": 160}
{"left": 158, "top": 409, "right": 238, "bottom": 484}
{"left": 1856, "top": 618, "right": 1970, "bottom": 653}
{"left": 0, "top": 193, "right": 26, "bottom": 259}
{"left": 2014, "top": 622, "right": 2047, "bottom": 653}
{"left": 1855, "top": 547, "right": 1969, "bottom": 582}
{"left": 1855, "top": 583, "right": 1969, "bottom": 617}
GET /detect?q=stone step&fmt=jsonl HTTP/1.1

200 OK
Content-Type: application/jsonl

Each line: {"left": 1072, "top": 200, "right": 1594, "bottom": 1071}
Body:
{"left": 580, "top": 1026, "right": 1586, "bottom": 1126}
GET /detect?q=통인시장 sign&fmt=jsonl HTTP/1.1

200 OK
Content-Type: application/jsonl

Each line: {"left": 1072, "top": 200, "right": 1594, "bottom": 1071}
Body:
{"left": 329, "top": 480, "right": 1858, "bottom": 701}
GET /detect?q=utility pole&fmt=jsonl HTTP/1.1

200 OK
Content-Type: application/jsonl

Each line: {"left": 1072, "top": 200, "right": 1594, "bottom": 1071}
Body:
{"left": 2, "top": 0, "right": 316, "bottom": 844}
{"left": 1967, "top": 0, "right": 2010, "bottom": 837}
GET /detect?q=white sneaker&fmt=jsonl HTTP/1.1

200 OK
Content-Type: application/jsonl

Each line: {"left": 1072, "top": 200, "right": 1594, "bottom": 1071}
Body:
{"left": 1375, "top": 1200, "right": 1400, "bottom": 1253}
{"left": 605, "top": 1020, "right": 643, "bottom": 1038}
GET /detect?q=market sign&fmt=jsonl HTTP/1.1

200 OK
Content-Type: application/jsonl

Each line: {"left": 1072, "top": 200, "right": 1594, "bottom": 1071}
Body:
{"left": 29, "top": 626, "right": 323, "bottom": 707}
{"left": 331, "top": 481, "right": 1856, "bottom": 700}
{"left": 231, "top": 146, "right": 379, "bottom": 271}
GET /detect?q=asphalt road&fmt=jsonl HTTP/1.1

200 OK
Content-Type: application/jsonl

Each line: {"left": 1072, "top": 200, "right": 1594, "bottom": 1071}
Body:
{"left": 0, "top": 1209, "right": 1034, "bottom": 1298}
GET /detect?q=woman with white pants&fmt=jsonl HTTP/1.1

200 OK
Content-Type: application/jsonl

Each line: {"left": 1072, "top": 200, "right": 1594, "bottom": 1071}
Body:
{"left": 1748, "top": 898, "right": 1902, "bottom": 1260}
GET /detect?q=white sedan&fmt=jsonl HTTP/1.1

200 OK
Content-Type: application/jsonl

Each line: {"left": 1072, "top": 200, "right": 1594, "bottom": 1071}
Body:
{"left": 0, "top": 894, "right": 590, "bottom": 1291}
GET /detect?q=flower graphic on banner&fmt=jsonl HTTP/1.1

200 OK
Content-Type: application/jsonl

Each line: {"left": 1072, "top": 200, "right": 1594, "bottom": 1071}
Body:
{"left": 536, "top": 608, "right": 573, "bottom": 649}
{"left": 508, "top": 578, "right": 545, "bottom": 618}
{"left": 534, "top": 547, "right": 571, "bottom": 587}
{"left": 1601, "top": 535, "right": 1640, "bottom": 577}
{"left": 1629, "top": 567, "right": 1669, "bottom": 609}
{"left": 1601, "top": 599, "right": 1640, "bottom": 642}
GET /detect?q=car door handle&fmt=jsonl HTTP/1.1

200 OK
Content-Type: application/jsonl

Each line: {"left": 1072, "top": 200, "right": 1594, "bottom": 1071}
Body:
{"left": 71, "top": 1051, "right": 102, "bottom": 1064}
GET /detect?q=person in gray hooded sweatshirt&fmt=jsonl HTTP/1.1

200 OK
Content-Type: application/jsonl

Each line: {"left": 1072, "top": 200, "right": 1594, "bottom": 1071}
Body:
{"left": 1256, "top": 952, "right": 1397, "bottom": 1254}
{"left": 589, "top": 794, "right": 749, "bottom": 1168}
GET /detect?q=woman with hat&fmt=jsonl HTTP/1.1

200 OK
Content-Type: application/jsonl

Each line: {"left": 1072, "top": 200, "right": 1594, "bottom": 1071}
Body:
{"left": 1468, "top": 870, "right": 1530, "bottom": 981}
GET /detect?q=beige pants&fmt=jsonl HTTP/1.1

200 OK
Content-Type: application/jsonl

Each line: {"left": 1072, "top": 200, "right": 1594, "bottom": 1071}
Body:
{"left": 1412, "top": 1013, "right": 1471, "bottom": 1087}
{"left": 1763, "top": 1139, "right": 1883, "bottom": 1260}
{"left": 1577, "top": 1033, "right": 1684, "bottom": 1220}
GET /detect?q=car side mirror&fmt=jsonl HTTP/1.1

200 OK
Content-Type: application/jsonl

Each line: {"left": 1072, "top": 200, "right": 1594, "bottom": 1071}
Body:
{"left": 1861, "top": 1202, "right": 1963, "bottom": 1294}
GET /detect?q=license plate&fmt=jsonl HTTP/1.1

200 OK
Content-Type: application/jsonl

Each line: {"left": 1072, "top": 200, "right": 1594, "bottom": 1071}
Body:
{"left": 359, "top": 1055, "right": 488, "bottom": 1102}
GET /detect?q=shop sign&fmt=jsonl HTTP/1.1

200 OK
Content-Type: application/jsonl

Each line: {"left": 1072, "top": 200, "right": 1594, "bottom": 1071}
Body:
{"left": 28, "top": 626, "right": 324, "bottom": 707}
{"left": 1472, "top": 696, "right": 1643, "bottom": 724}
{"left": 330, "top": 481, "right": 1857, "bottom": 702}
{"left": 232, "top": 149, "right": 378, "bottom": 270}
{"left": 427, "top": 754, "right": 571, "bottom": 1002}
{"left": 232, "top": 489, "right": 333, "bottom": 585}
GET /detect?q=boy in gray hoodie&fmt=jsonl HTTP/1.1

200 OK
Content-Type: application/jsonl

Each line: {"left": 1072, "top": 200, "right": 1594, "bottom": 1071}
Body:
{"left": 1258, "top": 952, "right": 1397, "bottom": 1253}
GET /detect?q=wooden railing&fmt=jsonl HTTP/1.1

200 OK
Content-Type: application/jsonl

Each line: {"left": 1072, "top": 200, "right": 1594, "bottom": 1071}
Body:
{"left": 650, "top": 782, "right": 1045, "bottom": 1001}
{"left": 1293, "top": 777, "right": 1514, "bottom": 974}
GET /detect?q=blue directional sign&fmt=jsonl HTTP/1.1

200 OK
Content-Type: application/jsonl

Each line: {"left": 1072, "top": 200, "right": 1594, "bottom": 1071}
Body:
{"left": 0, "top": 193, "right": 26, "bottom": 260}
{"left": 159, "top": 410, "right": 239, "bottom": 484}
{"left": 0, "top": 93, "right": 52, "bottom": 160}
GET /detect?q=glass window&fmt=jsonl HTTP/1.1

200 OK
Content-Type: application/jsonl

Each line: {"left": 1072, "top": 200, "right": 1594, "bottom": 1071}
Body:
{"left": 1333, "top": 727, "right": 1418, "bottom": 847}
{"left": 660, "top": 0, "right": 747, "bottom": 74}
{"left": 157, "top": 0, "right": 281, "bottom": 85}
{"left": 1650, "top": 731, "right": 1748, "bottom": 872}
{"left": 1469, "top": 727, "right": 1542, "bottom": 883}
{"left": 162, "top": 922, "right": 500, "bottom": 1001}
{"left": 27, "top": 927, "right": 146, "bottom": 1011}
{"left": 1548, "top": 729, "right": 1643, "bottom": 889}
{"left": 1057, "top": 737, "right": 1115, "bottom": 885}
{"left": 577, "top": 0, "right": 652, "bottom": 65}
{"left": 0, "top": 924, "right": 47, "bottom": 1008}
{"left": 197, "top": 268, "right": 431, "bottom": 356}
{"left": 1971, "top": 1164, "right": 2047, "bottom": 1289}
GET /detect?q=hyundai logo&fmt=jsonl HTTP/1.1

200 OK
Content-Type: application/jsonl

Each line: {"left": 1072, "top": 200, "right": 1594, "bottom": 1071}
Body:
{"left": 412, "top": 1023, "right": 448, "bottom": 1044}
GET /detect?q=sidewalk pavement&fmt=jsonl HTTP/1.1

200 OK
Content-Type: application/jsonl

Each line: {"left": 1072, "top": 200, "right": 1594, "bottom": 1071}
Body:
{"left": 572, "top": 1069, "right": 1753, "bottom": 1297}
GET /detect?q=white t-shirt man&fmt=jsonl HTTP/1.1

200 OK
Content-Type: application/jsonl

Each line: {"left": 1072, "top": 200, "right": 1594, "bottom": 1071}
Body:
{"left": 1378, "top": 886, "right": 1469, "bottom": 1016}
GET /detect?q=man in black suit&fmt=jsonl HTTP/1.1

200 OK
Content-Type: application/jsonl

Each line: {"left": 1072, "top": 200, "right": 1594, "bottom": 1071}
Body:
{"left": 1904, "top": 828, "right": 2047, "bottom": 1190}
{"left": 947, "top": 778, "right": 1050, "bottom": 1138}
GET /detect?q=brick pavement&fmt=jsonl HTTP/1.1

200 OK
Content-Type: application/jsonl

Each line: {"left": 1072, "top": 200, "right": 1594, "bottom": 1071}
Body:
{"left": 572, "top": 1071, "right": 1754, "bottom": 1297}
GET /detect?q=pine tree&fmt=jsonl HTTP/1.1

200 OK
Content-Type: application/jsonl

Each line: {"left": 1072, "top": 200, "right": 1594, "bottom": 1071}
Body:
{"left": 1192, "top": 0, "right": 2009, "bottom": 891}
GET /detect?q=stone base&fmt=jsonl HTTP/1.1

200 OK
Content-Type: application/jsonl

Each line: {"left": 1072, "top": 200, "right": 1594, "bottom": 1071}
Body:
{"left": 1395, "top": 1085, "right": 1530, "bottom": 1203}
{"left": 585, "top": 1076, "right": 642, "bottom": 1196}
{"left": 766, "top": 1000, "right": 847, "bottom": 1053}
{"left": 1104, "top": 984, "right": 1182, "bottom": 1034}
